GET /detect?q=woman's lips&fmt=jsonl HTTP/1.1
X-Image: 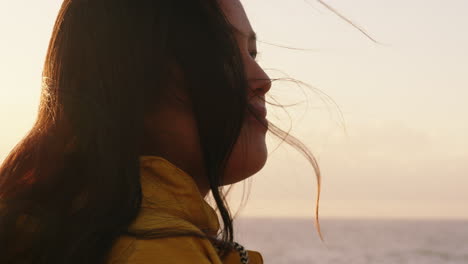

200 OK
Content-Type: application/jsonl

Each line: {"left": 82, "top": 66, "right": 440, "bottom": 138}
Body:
{"left": 247, "top": 104, "right": 268, "bottom": 129}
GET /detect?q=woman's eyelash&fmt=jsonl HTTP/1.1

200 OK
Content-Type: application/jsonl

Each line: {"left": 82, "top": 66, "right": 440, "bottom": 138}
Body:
{"left": 249, "top": 51, "right": 258, "bottom": 60}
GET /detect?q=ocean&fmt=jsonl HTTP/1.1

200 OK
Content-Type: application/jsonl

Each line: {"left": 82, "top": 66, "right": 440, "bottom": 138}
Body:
{"left": 233, "top": 218, "right": 468, "bottom": 264}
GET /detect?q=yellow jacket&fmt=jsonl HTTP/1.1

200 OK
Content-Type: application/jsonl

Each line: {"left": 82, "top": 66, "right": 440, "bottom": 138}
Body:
{"left": 106, "top": 156, "right": 263, "bottom": 264}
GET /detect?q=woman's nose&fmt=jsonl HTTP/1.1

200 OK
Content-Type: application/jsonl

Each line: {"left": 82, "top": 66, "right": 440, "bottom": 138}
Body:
{"left": 249, "top": 70, "right": 271, "bottom": 97}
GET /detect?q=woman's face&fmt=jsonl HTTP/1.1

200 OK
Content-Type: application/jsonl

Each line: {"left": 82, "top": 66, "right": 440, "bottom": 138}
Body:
{"left": 143, "top": 0, "right": 271, "bottom": 197}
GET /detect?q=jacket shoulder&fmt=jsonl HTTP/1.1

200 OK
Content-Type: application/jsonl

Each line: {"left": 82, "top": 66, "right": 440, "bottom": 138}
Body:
{"left": 106, "top": 235, "right": 222, "bottom": 264}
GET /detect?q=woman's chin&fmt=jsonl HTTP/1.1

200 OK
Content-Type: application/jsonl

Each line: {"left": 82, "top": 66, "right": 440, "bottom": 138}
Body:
{"left": 223, "top": 141, "right": 268, "bottom": 185}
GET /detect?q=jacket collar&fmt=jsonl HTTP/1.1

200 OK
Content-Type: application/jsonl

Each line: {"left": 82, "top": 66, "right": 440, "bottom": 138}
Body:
{"left": 128, "top": 155, "right": 220, "bottom": 237}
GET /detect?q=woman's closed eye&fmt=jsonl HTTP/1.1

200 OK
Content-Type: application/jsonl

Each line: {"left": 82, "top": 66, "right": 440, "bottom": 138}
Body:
{"left": 249, "top": 50, "right": 258, "bottom": 60}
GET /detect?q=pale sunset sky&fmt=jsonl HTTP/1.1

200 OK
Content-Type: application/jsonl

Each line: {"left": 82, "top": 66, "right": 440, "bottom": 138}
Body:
{"left": 0, "top": 0, "right": 467, "bottom": 219}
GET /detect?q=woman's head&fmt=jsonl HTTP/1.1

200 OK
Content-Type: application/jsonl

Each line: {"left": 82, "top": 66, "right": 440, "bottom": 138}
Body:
{"left": 0, "top": 0, "right": 274, "bottom": 261}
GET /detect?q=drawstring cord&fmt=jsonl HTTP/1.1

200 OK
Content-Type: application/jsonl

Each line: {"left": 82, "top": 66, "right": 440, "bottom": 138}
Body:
{"left": 232, "top": 241, "right": 249, "bottom": 264}
{"left": 213, "top": 241, "right": 250, "bottom": 264}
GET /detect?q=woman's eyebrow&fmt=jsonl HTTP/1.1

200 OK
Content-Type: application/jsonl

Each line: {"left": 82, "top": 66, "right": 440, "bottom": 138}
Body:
{"left": 231, "top": 26, "right": 257, "bottom": 42}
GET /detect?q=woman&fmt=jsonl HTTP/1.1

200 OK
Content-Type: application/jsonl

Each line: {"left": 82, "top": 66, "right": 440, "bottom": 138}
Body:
{"left": 0, "top": 0, "right": 322, "bottom": 263}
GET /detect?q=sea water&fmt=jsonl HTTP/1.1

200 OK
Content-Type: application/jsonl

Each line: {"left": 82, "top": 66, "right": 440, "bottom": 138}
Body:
{"left": 234, "top": 218, "right": 468, "bottom": 264}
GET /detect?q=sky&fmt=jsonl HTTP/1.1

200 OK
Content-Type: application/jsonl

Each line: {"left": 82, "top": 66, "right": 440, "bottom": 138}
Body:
{"left": 0, "top": 0, "right": 467, "bottom": 220}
